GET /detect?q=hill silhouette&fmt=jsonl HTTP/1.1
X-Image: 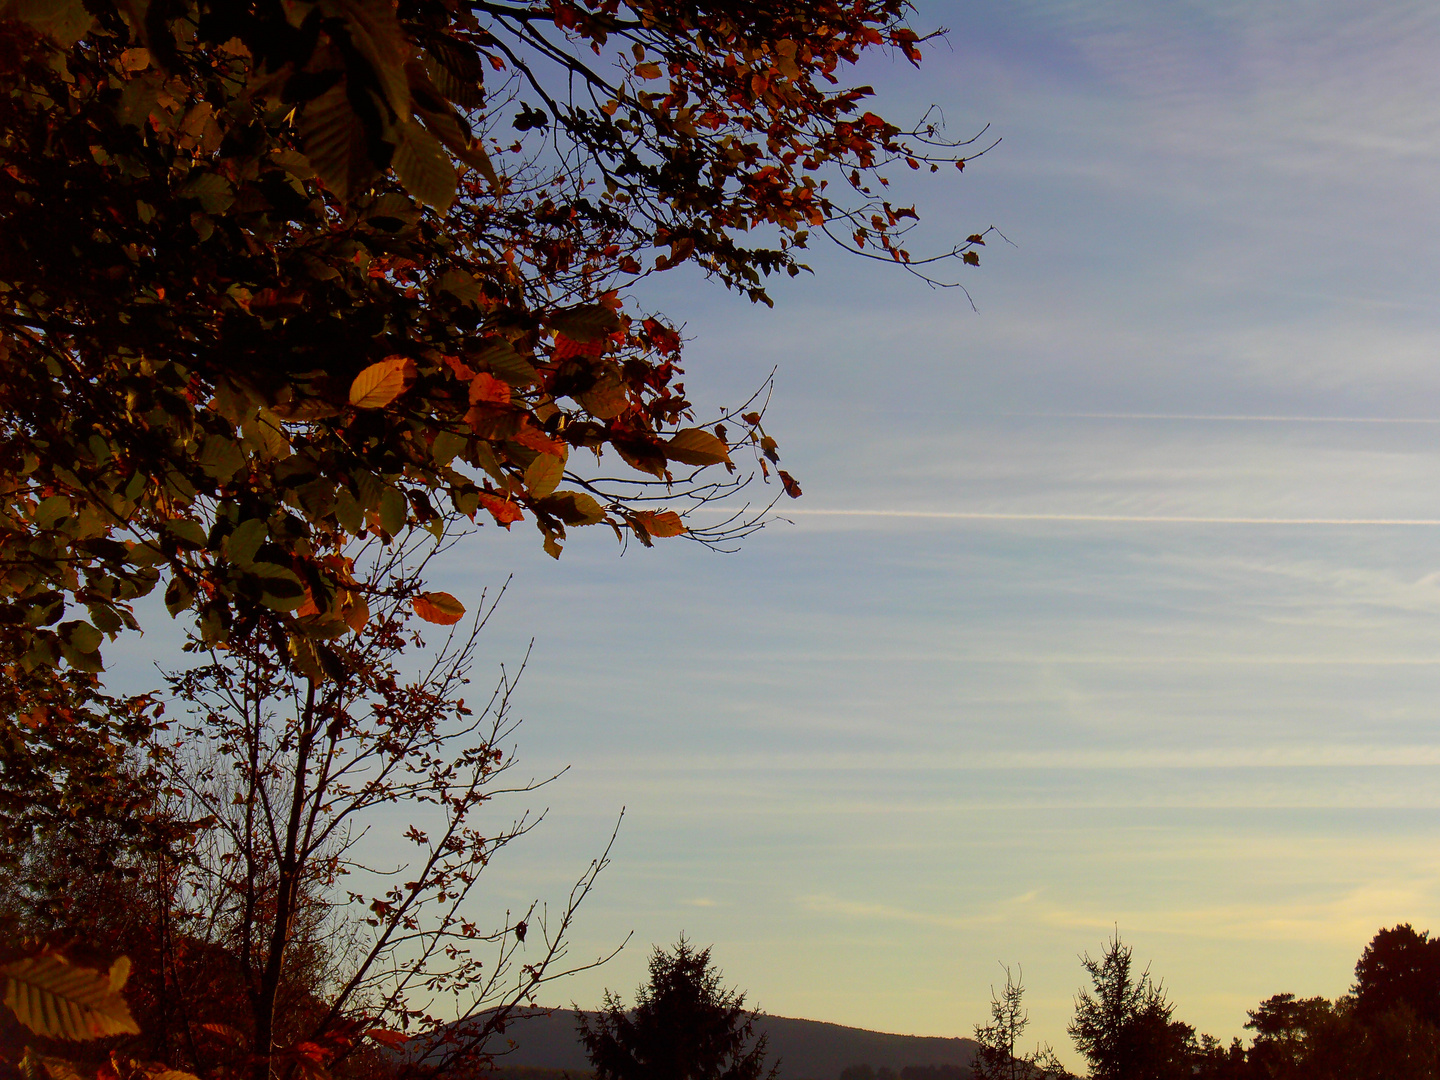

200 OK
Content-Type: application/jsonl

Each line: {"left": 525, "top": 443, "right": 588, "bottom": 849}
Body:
{"left": 477, "top": 1007, "right": 978, "bottom": 1080}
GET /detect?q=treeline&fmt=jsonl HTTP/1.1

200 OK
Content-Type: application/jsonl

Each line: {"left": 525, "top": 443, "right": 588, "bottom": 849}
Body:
{"left": 968, "top": 924, "right": 1440, "bottom": 1080}
{"left": 840, "top": 1065, "right": 967, "bottom": 1080}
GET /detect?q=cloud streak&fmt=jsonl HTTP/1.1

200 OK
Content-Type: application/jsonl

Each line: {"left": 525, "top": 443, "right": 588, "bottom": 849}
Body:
{"left": 748, "top": 509, "right": 1440, "bottom": 526}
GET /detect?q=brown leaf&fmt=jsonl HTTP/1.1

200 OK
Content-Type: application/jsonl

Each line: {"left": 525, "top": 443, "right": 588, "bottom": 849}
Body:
{"left": 635, "top": 510, "right": 685, "bottom": 538}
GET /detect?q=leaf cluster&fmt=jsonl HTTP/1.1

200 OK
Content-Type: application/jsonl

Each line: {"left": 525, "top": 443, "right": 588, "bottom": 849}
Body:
{"left": 0, "top": 0, "right": 985, "bottom": 691}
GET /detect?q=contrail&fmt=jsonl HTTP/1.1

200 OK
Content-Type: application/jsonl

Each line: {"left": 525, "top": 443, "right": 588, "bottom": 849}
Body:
{"left": 1012, "top": 412, "right": 1440, "bottom": 424}
{"left": 739, "top": 508, "right": 1440, "bottom": 526}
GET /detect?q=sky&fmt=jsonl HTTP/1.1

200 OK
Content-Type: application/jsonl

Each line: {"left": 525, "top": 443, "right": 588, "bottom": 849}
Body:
{"left": 114, "top": 0, "right": 1440, "bottom": 1070}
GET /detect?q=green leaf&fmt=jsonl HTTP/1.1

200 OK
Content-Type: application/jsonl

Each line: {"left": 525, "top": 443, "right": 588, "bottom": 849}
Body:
{"left": 0, "top": 953, "right": 140, "bottom": 1040}
{"left": 164, "top": 576, "right": 195, "bottom": 616}
{"left": 335, "top": 487, "right": 364, "bottom": 534}
{"left": 248, "top": 563, "right": 306, "bottom": 610}
{"left": 0, "top": 0, "right": 94, "bottom": 45}
{"left": 379, "top": 485, "right": 407, "bottom": 536}
{"left": 432, "top": 429, "right": 468, "bottom": 466}
{"left": 59, "top": 620, "right": 101, "bottom": 655}
{"left": 179, "top": 172, "right": 235, "bottom": 214}
{"left": 33, "top": 495, "right": 70, "bottom": 530}
{"left": 472, "top": 338, "right": 535, "bottom": 386}
{"left": 226, "top": 518, "right": 267, "bottom": 567}
{"left": 538, "top": 491, "right": 606, "bottom": 526}
{"left": 164, "top": 518, "right": 208, "bottom": 548}
{"left": 524, "top": 453, "right": 565, "bottom": 497}
{"left": 438, "top": 267, "right": 481, "bottom": 303}
{"left": 298, "top": 80, "right": 378, "bottom": 203}
{"left": 199, "top": 435, "right": 245, "bottom": 481}
{"left": 86, "top": 603, "right": 124, "bottom": 635}
{"left": 321, "top": 0, "right": 412, "bottom": 117}
{"left": 391, "top": 122, "right": 457, "bottom": 212}
{"left": 547, "top": 305, "right": 622, "bottom": 343}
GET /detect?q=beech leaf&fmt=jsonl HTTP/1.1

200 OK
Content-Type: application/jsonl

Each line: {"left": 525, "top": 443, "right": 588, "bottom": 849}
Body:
{"left": 636, "top": 510, "right": 685, "bottom": 538}
{"left": 412, "top": 591, "right": 465, "bottom": 625}
{"left": 0, "top": 952, "right": 140, "bottom": 1040}
{"left": 665, "top": 428, "right": 732, "bottom": 467}
{"left": 350, "top": 356, "right": 417, "bottom": 409}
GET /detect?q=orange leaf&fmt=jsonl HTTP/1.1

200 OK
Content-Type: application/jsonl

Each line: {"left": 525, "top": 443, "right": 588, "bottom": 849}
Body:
{"left": 512, "top": 421, "right": 566, "bottom": 458}
{"left": 636, "top": 511, "right": 685, "bottom": 538}
{"left": 779, "top": 469, "right": 802, "bottom": 498}
{"left": 364, "top": 1030, "right": 411, "bottom": 1049}
{"left": 349, "top": 356, "right": 416, "bottom": 409}
{"left": 478, "top": 492, "right": 524, "bottom": 528}
{"left": 468, "top": 371, "right": 511, "bottom": 406}
{"left": 412, "top": 591, "right": 465, "bottom": 625}
{"left": 443, "top": 354, "right": 476, "bottom": 380}
{"left": 552, "top": 334, "right": 604, "bottom": 362}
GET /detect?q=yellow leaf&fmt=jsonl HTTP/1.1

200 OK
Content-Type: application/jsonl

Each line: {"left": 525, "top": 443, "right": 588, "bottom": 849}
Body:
{"left": 343, "top": 592, "right": 370, "bottom": 634}
{"left": 412, "top": 591, "right": 465, "bottom": 625}
{"left": 524, "top": 453, "right": 565, "bottom": 498}
{"left": 349, "top": 355, "right": 416, "bottom": 409}
{"left": 665, "top": 428, "right": 732, "bottom": 467}
{"left": 1, "top": 951, "right": 140, "bottom": 1040}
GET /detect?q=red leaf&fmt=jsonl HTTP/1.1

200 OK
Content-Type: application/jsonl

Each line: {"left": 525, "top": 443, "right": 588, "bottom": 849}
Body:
{"left": 778, "top": 470, "right": 802, "bottom": 498}
{"left": 364, "top": 1029, "right": 411, "bottom": 1049}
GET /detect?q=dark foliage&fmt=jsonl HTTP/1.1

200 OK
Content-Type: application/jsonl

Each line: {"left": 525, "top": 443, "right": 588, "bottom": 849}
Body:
{"left": 578, "top": 938, "right": 778, "bottom": 1080}
{"left": 1067, "top": 934, "right": 1193, "bottom": 1080}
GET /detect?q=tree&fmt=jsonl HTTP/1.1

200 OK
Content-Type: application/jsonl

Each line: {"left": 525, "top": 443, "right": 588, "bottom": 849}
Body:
{"left": 1067, "top": 934, "right": 1193, "bottom": 1080}
{"left": 0, "top": 0, "right": 991, "bottom": 876}
{"left": 971, "top": 965, "right": 1067, "bottom": 1080}
{"left": 0, "top": 0, "right": 988, "bottom": 677}
{"left": 1352, "top": 923, "right": 1440, "bottom": 1027}
{"left": 4, "top": 539, "right": 618, "bottom": 1080}
{"left": 578, "top": 937, "right": 778, "bottom": 1080}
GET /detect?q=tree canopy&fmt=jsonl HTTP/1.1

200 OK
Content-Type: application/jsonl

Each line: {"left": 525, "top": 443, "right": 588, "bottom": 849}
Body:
{"left": 0, "top": 0, "right": 985, "bottom": 672}
{"left": 0, "top": 0, "right": 987, "bottom": 835}
{"left": 578, "top": 937, "right": 778, "bottom": 1080}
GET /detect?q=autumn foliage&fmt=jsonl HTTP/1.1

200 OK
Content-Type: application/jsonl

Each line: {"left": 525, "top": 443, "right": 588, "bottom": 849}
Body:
{"left": 0, "top": 3, "right": 984, "bottom": 1079}
{"left": 0, "top": 0, "right": 983, "bottom": 682}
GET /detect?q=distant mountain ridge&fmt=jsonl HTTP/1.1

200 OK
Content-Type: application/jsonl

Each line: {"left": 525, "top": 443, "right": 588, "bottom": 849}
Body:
{"left": 480, "top": 1007, "right": 978, "bottom": 1080}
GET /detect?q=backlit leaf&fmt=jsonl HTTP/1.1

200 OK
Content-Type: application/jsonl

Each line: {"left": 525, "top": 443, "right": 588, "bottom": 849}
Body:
{"left": 665, "top": 428, "right": 732, "bottom": 467}
{"left": 0, "top": 951, "right": 140, "bottom": 1040}
{"left": 349, "top": 356, "right": 416, "bottom": 409}
{"left": 412, "top": 591, "right": 465, "bottom": 625}
{"left": 524, "top": 453, "right": 565, "bottom": 497}
{"left": 477, "top": 492, "right": 524, "bottom": 527}
{"left": 635, "top": 511, "right": 685, "bottom": 538}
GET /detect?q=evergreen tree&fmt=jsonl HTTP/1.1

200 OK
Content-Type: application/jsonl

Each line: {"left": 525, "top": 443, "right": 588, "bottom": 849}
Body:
{"left": 579, "top": 938, "right": 778, "bottom": 1080}
{"left": 972, "top": 966, "right": 1068, "bottom": 1080}
{"left": 1068, "top": 934, "right": 1193, "bottom": 1080}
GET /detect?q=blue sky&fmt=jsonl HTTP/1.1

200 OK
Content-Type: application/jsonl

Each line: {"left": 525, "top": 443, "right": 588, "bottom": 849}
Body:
{"left": 468, "top": 1, "right": 1440, "bottom": 1062}
{"left": 114, "top": 1, "right": 1440, "bottom": 1069}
